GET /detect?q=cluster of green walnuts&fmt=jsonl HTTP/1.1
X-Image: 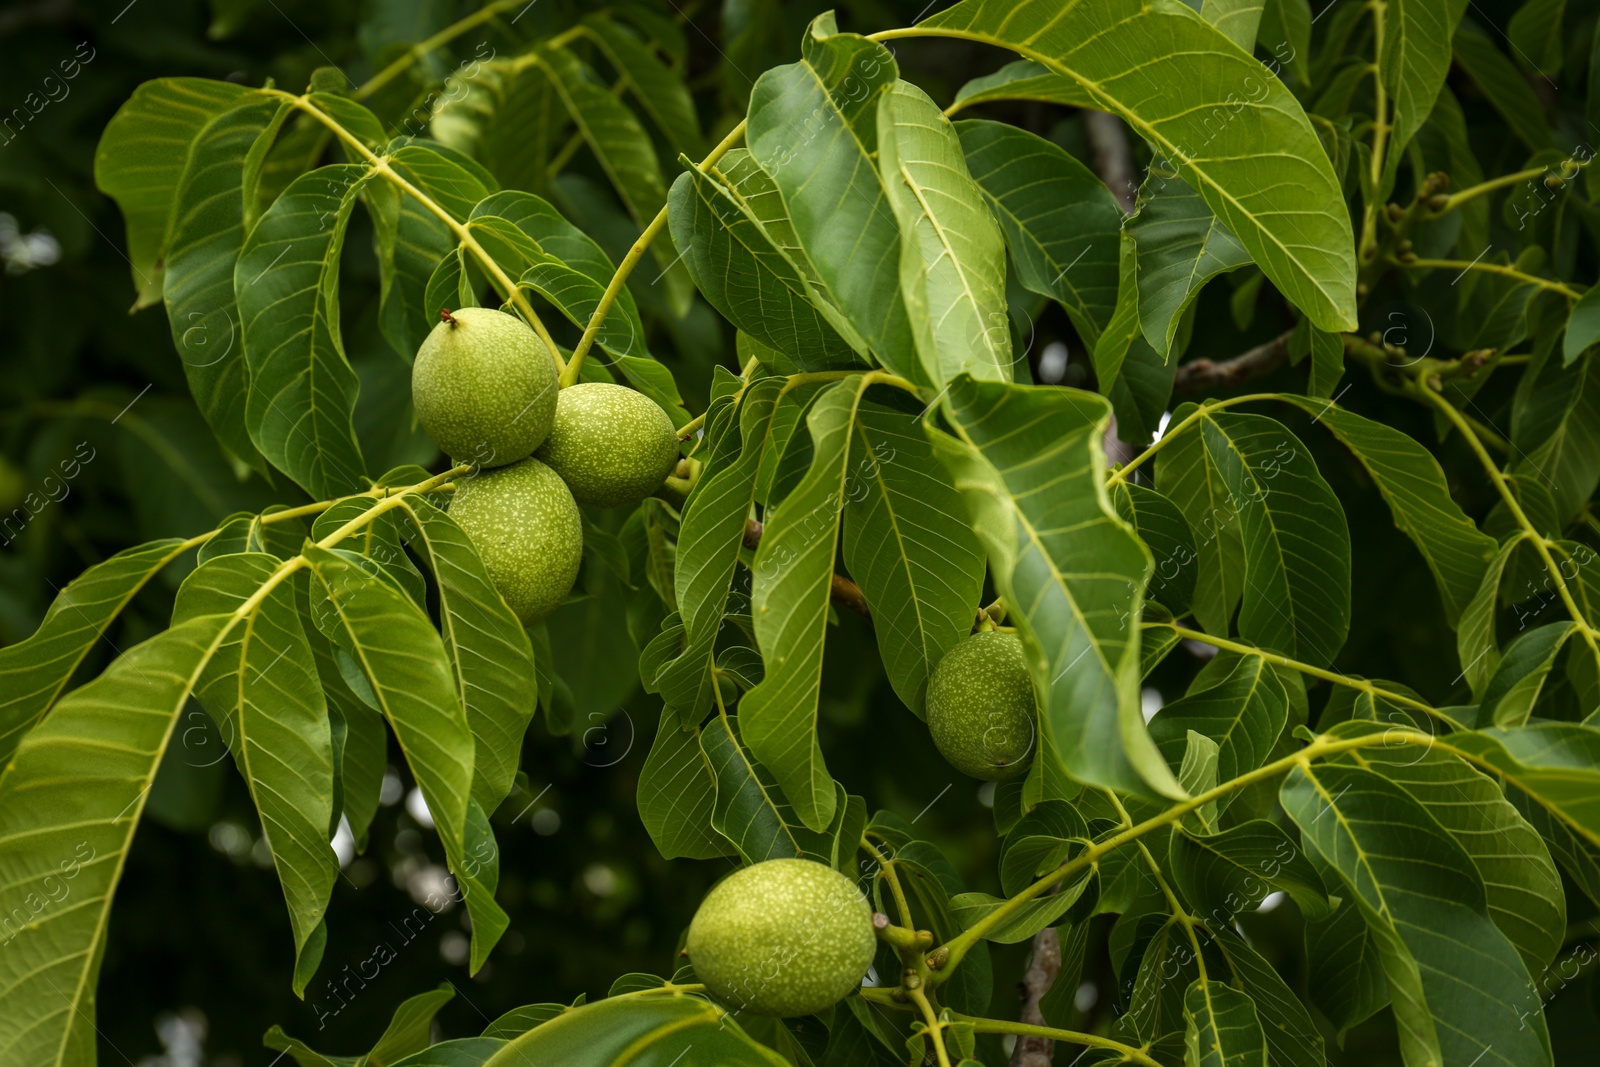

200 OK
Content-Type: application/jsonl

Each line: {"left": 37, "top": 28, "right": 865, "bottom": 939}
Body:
{"left": 410, "top": 307, "right": 680, "bottom": 621}
{"left": 416, "top": 309, "right": 1044, "bottom": 1014}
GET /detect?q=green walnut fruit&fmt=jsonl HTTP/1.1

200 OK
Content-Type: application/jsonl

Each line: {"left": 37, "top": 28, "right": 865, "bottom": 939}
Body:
{"left": 535, "top": 382, "right": 679, "bottom": 508}
{"left": 925, "top": 631, "right": 1037, "bottom": 781}
{"left": 448, "top": 457, "right": 581, "bottom": 623}
{"left": 686, "top": 858, "right": 876, "bottom": 1017}
{"left": 412, "top": 307, "right": 558, "bottom": 467}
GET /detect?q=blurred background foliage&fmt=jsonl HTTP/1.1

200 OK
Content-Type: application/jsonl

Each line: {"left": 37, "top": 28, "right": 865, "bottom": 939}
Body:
{"left": 0, "top": 0, "right": 1596, "bottom": 1064}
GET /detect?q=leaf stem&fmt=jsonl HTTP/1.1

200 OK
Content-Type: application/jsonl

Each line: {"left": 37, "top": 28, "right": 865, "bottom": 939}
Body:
{"left": 1157, "top": 622, "right": 1455, "bottom": 724}
{"left": 354, "top": 1, "right": 573, "bottom": 101}
{"left": 1105, "top": 393, "right": 1280, "bottom": 486}
{"left": 908, "top": 986, "right": 953, "bottom": 1067}
{"left": 233, "top": 465, "right": 471, "bottom": 618}
{"left": 952, "top": 1015, "right": 1163, "bottom": 1067}
{"left": 1436, "top": 167, "right": 1551, "bottom": 212}
{"left": 1359, "top": 0, "right": 1390, "bottom": 262}
{"left": 1400, "top": 258, "right": 1580, "bottom": 299}
{"left": 262, "top": 90, "right": 567, "bottom": 374}
{"left": 862, "top": 837, "right": 914, "bottom": 928}
{"left": 927, "top": 727, "right": 1430, "bottom": 981}
{"left": 561, "top": 118, "right": 750, "bottom": 386}
{"left": 1410, "top": 382, "right": 1600, "bottom": 660}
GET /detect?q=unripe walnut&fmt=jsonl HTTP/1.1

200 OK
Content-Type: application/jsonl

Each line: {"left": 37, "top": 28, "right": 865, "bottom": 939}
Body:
{"left": 924, "top": 631, "right": 1036, "bottom": 780}
{"left": 411, "top": 307, "right": 558, "bottom": 467}
{"left": 686, "top": 858, "right": 876, "bottom": 1017}
{"left": 536, "top": 382, "right": 679, "bottom": 508}
{"left": 448, "top": 457, "right": 581, "bottom": 623}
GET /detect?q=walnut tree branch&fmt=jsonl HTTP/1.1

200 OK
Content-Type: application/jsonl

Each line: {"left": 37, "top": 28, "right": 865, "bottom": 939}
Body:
{"left": 742, "top": 520, "right": 871, "bottom": 620}
{"left": 1171, "top": 329, "right": 1295, "bottom": 394}
{"left": 1010, "top": 926, "right": 1062, "bottom": 1067}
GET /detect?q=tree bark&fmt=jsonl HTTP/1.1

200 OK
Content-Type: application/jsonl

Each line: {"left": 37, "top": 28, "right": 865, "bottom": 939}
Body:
{"left": 1010, "top": 926, "right": 1063, "bottom": 1067}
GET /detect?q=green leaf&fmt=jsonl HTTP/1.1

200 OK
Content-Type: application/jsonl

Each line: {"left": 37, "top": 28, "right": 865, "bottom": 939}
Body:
{"left": 370, "top": 144, "right": 496, "bottom": 361}
{"left": 390, "top": 1038, "right": 507, "bottom": 1067}
{"left": 533, "top": 45, "right": 687, "bottom": 314}
{"left": 1508, "top": 0, "right": 1566, "bottom": 75}
{"left": 744, "top": 16, "right": 921, "bottom": 382}
{"left": 878, "top": 80, "right": 1013, "bottom": 386}
{"left": 1201, "top": 0, "right": 1266, "bottom": 49}
{"left": 394, "top": 495, "right": 538, "bottom": 811}
{"left": 173, "top": 554, "right": 336, "bottom": 992}
{"left": 1304, "top": 893, "right": 1389, "bottom": 1033}
{"left": 667, "top": 155, "right": 864, "bottom": 371}
{"left": 998, "top": 800, "right": 1088, "bottom": 894}
{"left": 1150, "top": 656, "right": 1290, "bottom": 807}
{"left": 479, "top": 990, "right": 788, "bottom": 1066}
{"left": 1445, "top": 722, "right": 1600, "bottom": 850}
{"left": 1511, "top": 347, "right": 1600, "bottom": 521}
{"left": 1183, "top": 977, "right": 1267, "bottom": 1067}
{"left": 1127, "top": 172, "right": 1251, "bottom": 358}
{"left": 1480, "top": 621, "right": 1577, "bottom": 726}
{"left": 304, "top": 544, "right": 507, "bottom": 971}
{"left": 0, "top": 613, "right": 232, "bottom": 1064}
{"left": 1379, "top": 0, "right": 1469, "bottom": 184}
{"left": 949, "top": 60, "right": 1096, "bottom": 114}
{"left": 235, "top": 162, "right": 371, "bottom": 497}
{"left": 956, "top": 119, "right": 1123, "bottom": 349}
{"left": 162, "top": 93, "right": 288, "bottom": 476}
{"left": 466, "top": 190, "right": 648, "bottom": 360}
{"left": 742, "top": 377, "right": 877, "bottom": 830}
{"left": 1281, "top": 761, "right": 1552, "bottom": 1067}
{"left": 0, "top": 538, "right": 194, "bottom": 764}
{"left": 266, "top": 984, "right": 456, "bottom": 1067}
{"left": 1456, "top": 533, "right": 1533, "bottom": 697}
{"left": 1276, "top": 396, "right": 1495, "bottom": 627}
{"left": 1111, "top": 482, "right": 1196, "bottom": 617}
{"left": 656, "top": 378, "right": 784, "bottom": 718}
{"left": 580, "top": 15, "right": 704, "bottom": 157}
{"left": 430, "top": 56, "right": 566, "bottom": 195}
{"left": 1565, "top": 284, "right": 1600, "bottom": 365}
{"left": 929, "top": 377, "right": 1182, "bottom": 799}
{"left": 1211, "top": 927, "right": 1325, "bottom": 1067}
{"left": 949, "top": 866, "right": 1094, "bottom": 943}
{"left": 701, "top": 713, "right": 840, "bottom": 865}
{"left": 1338, "top": 739, "right": 1565, "bottom": 975}
{"left": 1169, "top": 819, "right": 1331, "bottom": 921}
{"left": 920, "top": 0, "right": 1358, "bottom": 332}
{"left": 1094, "top": 232, "right": 1178, "bottom": 442}
{"left": 94, "top": 78, "right": 254, "bottom": 308}
{"left": 638, "top": 709, "right": 729, "bottom": 860}
{"left": 1156, "top": 406, "right": 1246, "bottom": 635}
{"left": 1452, "top": 26, "right": 1557, "bottom": 153}
{"left": 823, "top": 999, "right": 903, "bottom": 1067}
{"left": 842, "top": 400, "right": 986, "bottom": 716}
{"left": 1201, "top": 412, "right": 1352, "bottom": 666}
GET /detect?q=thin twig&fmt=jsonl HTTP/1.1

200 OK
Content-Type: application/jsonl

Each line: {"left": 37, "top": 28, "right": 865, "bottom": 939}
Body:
{"left": 741, "top": 519, "right": 871, "bottom": 620}
{"left": 1171, "top": 330, "right": 1295, "bottom": 393}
